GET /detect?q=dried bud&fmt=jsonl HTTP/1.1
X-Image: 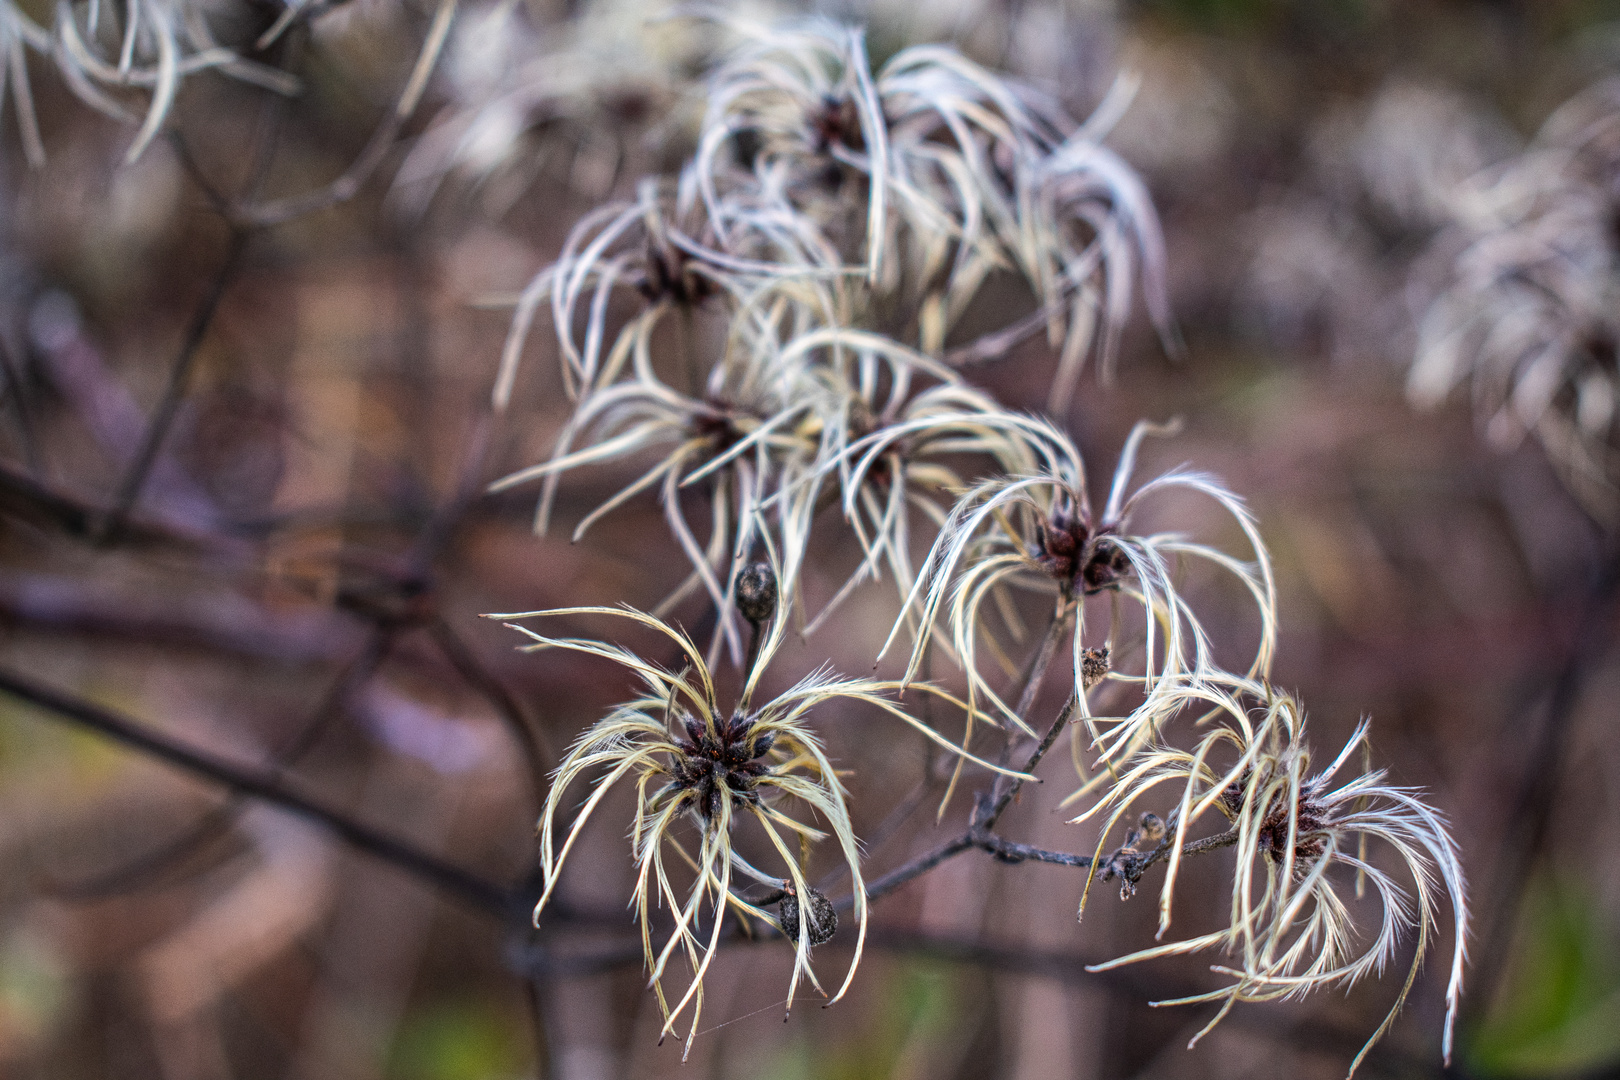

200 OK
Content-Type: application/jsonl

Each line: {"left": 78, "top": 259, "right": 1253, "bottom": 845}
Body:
{"left": 778, "top": 884, "right": 837, "bottom": 946}
{"left": 735, "top": 562, "right": 778, "bottom": 624}
{"left": 1100, "top": 811, "right": 1167, "bottom": 901}
{"left": 1133, "top": 812, "right": 1166, "bottom": 847}
{"left": 1080, "top": 646, "right": 1111, "bottom": 690}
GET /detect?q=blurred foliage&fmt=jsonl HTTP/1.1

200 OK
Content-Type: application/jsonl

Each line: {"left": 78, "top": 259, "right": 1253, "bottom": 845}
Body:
{"left": 764, "top": 962, "right": 959, "bottom": 1080}
{"left": 387, "top": 999, "right": 528, "bottom": 1080}
{"left": 1468, "top": 878, "right": 1620, "bottom": 1078}
{"left": 1127, "top": 0, "right": 1373, "bottom": 34}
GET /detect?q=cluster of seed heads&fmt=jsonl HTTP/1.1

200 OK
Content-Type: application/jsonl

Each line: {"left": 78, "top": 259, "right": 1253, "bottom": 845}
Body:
{"left": 487, "top": 18, "right": 1467, "bottom": 1073}
{"left": 1029, "top": 506, "right": 1130, "bottom": 592}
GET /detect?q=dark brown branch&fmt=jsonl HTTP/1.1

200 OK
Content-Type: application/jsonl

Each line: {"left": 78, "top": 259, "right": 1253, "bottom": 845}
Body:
{"left": 0, "top": 665, "right": 513, "bottom": 917}
{"left": 853, "top": 818, "right": 1239, "bottom": 911}
{"left": 853, "top": 835, "right": 974, "bottom": 908}
{"left": 39, "top": 629, "right": 397, "bottom": 898}
{"left": 977, "top": 589, "right": 1073, "bottom": 808}
{"left": 977, "top": 691, "right": 1077, "bottom": 832}
{"left": 0, "top": 464, "right": 209, "bottom": 550}
{"left": 0, "top": 571, "right": 355, "bottom": 664}
{"left": 855, "top": 597, "right": 1077, "bottom": 908}
{"left": 101, "top": 230, "right": 249, "bottom": 539}
{"left": 970, "top": 832, "right": 1092, "bottom": 868}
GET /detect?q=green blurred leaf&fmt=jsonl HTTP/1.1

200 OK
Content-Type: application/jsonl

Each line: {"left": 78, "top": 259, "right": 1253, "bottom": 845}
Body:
{"left": 388, "top": 1001, "right": 524, "bottom": 1080}
{"left": 1467, "top": 877, "right": 1620, "bottom": 1077}
{"left": 760, "top": 961, "right": 958, "bottom": 1080}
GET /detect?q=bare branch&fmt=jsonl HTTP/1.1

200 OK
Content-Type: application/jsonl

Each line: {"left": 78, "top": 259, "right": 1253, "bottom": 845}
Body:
{"left": 0, "top": 665, "right": 513, "bottom": 917}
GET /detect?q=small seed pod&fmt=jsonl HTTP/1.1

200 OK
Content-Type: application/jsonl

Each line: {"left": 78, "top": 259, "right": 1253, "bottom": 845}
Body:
{"left": 735, "top": 562, "right": 778, "bottom": 624}
{"left": 778, "top": 884, "right": 837, "bottom": 946}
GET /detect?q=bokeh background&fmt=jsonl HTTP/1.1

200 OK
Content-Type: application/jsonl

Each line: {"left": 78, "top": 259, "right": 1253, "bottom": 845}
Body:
{"left": 1, "top": 0, "right": 1617, "bottom": 1077}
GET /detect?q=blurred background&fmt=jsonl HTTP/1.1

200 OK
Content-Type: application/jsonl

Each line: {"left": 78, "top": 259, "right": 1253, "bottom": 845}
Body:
{"left": 1, "top": 0, "right": 1617, "bottom": 1077}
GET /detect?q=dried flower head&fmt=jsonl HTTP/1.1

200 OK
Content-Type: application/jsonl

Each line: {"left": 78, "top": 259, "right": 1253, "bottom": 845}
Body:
{"left": 489, "top": 600, "right": 1025, "bottom": 1052}
{"left": 2, "top": 0, "right": 302, "bottom": 167}
{"left": 787, "top": 373, "right": 1042, "bottom": 633}
{"left": 494, "top": 176, "right": 840, "bottom": 409}
{"left": 1410, "top": 77, "right": 1620, "bottom": 524}
{"left": 1073, "top": 677, "right": 1467, "bottom": 1076}
{"left": 688, "top": 16, "right": 1172, "bottom": 408}
{"left": 880, "top": 416, "right": 1276, "bottom": 770}
{"left": 392, "top": 0, "right": 710, "bottom": 215}
{"left": 490, "top": 324, "right": 971, "bottom": 663}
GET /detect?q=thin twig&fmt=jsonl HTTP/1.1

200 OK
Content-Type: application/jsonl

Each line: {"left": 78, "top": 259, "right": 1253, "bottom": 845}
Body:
{"left": 99, "top": 25, "right": 307, "bottom": 536}
{"left": 36, "top": 629, "right": 396, "bottom": 898}
{"left": 970, "top": 832, "right": 1092, "bottom": 868}
{"left": 853, "top": 835, "right": 974, "bottom": 908}
{"left": 0, "top": 464, "right": 170, "bottom": 545}
{"left": 99, "top": 230, "right": 249, "bottom": 539}
{"left": 856, "top": 595, "right": 1076, "bottom": 907}
{"left": 0, "top": 665, "right": 513, "bottom": 917}
{"left": 978, "top": 691, "right": 1077, "bottom": 831}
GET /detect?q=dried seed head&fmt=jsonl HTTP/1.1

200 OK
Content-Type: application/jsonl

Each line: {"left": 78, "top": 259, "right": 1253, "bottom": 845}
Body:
{"left": 1080, "top": 646, "right": 1112, "bottom": 690}
{"left": 736, "top": 562, "right": 778, "bottom": 624}
{"left": 1219, "top": 775, "right": 1329, "bottom": 861}
{"left": 669, "top": 709, "right": 775, "bottom": 821}
{"left": 1080, "top": 537, "right": 1132, "bottom": 593}
{"left": 778, "top": 884, "right": 837, "bottom": 946}
{"left": 1030, "top": 504, "right": 1088, "bottom": 580}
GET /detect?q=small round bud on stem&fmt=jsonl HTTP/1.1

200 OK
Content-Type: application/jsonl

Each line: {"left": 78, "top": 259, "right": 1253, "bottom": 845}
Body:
{"left": 778, "top": 883, "right": 837, "bottom": 946}
{"left": 736, "top": 562, "right": 778, "bottom": 624}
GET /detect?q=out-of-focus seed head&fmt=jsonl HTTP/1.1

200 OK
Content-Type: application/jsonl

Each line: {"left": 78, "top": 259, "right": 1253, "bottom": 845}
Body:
{"left": 1133, "top": 812, "right": 1165, "bottom": 847}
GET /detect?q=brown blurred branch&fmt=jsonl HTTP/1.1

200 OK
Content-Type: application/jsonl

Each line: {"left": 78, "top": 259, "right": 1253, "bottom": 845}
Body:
{"left": 1470, "top": 539, "right": 1620, "bottom": 1008}
{"left": 0, "top": 571, "right": 354, "bottom": 663}
{"left": 39, "top": 629, "right": 397, "bottom": 898}
{"left": 100, "top": 232, "right": 250, "bottom": 540}
{"left": 430, "top": 616, "right": 552, "bottom": 801}
{"left": 0, "top": 665, "right": 513, "bottom": 917}
{"left": 0, "top": 325, "right": 40, "bottom": 474}
{"left": 0, "top": 464, "right": 214, "bottom": 550}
